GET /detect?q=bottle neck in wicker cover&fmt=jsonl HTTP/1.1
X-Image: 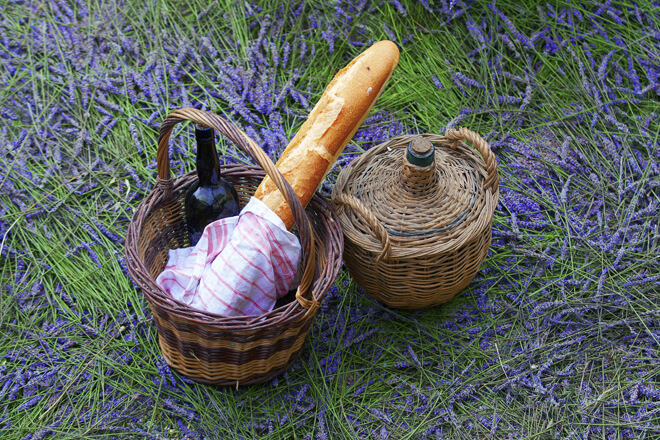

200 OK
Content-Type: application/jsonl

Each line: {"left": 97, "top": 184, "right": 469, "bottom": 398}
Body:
{"left": 342, "top": 134, "right": 496, "bottom": 254}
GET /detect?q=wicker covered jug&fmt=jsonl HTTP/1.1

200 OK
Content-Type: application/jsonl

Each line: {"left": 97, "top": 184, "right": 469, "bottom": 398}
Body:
{"left": 125, "top": 108, "right": 343, "bottom": 385}
{"left": 331, "top": 128, "right": 499, "bottom": 309}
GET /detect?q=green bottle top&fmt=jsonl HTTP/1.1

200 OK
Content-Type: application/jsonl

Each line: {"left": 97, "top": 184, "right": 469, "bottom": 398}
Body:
{"left": 405, "top": 137, "right": 435, "bottom": 168}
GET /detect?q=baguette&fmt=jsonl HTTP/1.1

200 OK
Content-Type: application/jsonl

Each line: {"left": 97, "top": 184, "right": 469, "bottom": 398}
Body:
{"left": 254, "top": 40, "right": 400, "bottom": 229}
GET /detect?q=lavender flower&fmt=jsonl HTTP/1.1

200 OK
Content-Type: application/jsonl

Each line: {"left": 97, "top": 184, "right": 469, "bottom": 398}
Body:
{"left": 431, "top": 75, "right": 443, "bottom": 89}
{"left": 598, "top": 50, "right": 616, "bottom": 82}
{"left": 490, "top": 4, "right": 534, "bottom": 49}
{"left": 453, "top": 72, "right": 485, "bottom": 89}
{"left": 390, "top": 0, "right": 407, "bottom": 17}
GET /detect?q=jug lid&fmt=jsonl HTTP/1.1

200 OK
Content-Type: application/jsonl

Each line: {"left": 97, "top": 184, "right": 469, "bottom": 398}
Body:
{"left": 332, "top": 131, "right": 499, "bottom": 256}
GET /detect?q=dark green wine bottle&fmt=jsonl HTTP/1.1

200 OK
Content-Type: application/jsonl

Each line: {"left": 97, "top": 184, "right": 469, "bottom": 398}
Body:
{"left": 185, "top": 124, "right": 239, "bottom": 245}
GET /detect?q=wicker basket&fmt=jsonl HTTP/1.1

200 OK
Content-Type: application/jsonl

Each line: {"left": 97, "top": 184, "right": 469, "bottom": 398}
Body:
{"left": 331, "top": 128, "right": 499, "bottom": 309}
{"left": 125, "top": 108, "right": 343, "bottom": 385}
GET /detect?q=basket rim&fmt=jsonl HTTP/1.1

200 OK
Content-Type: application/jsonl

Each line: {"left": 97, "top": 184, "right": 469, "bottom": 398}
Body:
{"left": 125, "top": 164, "right": 343, "bottom": 332}
{"left": 331, "top": 132, "right": 499, "bottom": 259}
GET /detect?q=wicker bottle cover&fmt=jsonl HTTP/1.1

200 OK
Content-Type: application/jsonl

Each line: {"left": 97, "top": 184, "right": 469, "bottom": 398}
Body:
{"left": 401, "top": 137, "right": 437, "bottom": 194}
{"left": 332, "top": 130, "right": 499, "bottom": 309}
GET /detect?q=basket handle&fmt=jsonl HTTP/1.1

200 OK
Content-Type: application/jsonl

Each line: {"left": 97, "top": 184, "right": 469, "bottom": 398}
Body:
{"left": 156, "top": 108, "right": 318, "bottom": 316}
{"left": 445, "top": 127, "right": 499, "bottom": 192}
{"left": 332, "top": 193, "right": 392, "bottom": 262}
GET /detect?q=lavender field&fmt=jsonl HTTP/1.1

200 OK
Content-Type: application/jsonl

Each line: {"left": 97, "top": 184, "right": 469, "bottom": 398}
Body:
{"left": 1, "top": 0, "right": 659, "bottom": 438}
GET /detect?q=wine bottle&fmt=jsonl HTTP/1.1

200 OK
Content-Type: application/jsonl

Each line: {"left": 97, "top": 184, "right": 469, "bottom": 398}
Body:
{"left": 185, "top": 124, "right": 239, "bottom": 245}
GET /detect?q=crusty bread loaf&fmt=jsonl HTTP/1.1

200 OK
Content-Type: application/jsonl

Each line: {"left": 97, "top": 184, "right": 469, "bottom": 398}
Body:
{"left": 254, "top": 40, "right": 400, "bottom": 229}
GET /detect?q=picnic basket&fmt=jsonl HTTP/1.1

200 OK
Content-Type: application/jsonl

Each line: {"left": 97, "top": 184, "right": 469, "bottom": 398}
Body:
{"left": 125, "top": 108, "right": 343, "bottom": 385}
{"left": 331, "top": 129, "right": 499, "bottom": 309}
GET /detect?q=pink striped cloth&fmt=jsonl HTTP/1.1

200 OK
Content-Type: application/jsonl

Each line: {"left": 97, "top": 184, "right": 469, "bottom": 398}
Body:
{"left": 156, "top": 197, "right": 301, "bottom": 316}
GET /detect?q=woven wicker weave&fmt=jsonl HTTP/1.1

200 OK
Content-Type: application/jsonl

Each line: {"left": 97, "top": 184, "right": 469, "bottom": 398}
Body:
{"left": 125, "top": 108, "right": 343, "bottom": 385}
{"left": 331, "top": 128, "right": 499, "bottom": 309}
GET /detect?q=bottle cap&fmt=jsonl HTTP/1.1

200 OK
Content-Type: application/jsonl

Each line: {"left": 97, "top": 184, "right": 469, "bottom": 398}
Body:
{"left": 405, "top": 137, "right": 435, "bottom": 167}
{"left": 195, "top": 123, "right": 214, "bottom": 140}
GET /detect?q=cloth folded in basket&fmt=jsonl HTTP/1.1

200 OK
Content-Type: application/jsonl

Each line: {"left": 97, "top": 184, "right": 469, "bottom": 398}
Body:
{"left": 156, "top": 197, "right": 301, "bottom": 316}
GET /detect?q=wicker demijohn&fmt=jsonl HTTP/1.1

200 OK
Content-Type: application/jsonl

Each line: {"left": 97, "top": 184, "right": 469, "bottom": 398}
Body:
{"left": 125, "top": 108, "right": 343, "bottom": 385}
{"left": 331, "top": 128, "right": 499, "bottom": 309}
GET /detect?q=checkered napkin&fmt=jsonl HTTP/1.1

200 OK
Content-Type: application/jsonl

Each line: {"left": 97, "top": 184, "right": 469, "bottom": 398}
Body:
{"left": 156, "top": 197, "right": 301, "bottom": 316}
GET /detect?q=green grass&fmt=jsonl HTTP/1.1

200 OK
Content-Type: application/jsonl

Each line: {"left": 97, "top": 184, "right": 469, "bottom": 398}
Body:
{"left": 1, "top": 0, "right": 659, "bottom": 439}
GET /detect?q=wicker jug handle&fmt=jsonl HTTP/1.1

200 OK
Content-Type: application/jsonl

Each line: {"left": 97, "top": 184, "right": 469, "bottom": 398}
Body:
{"left": 445, "top": 127, "right": 499, "bottom": 192}
{"left": 155, "top": 108, "right": 318, "bottom": 316}
{"left": 332, "top": 193, "right": 392, "bottom": 262}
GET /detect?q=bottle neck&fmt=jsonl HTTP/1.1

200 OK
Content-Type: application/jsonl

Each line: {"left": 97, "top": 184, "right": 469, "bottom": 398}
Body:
{"left": 195, "top": 125, "right": 222, "bottom": 186}
{"left": 402, "top": 137, "right": 437, "bottom": 194}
